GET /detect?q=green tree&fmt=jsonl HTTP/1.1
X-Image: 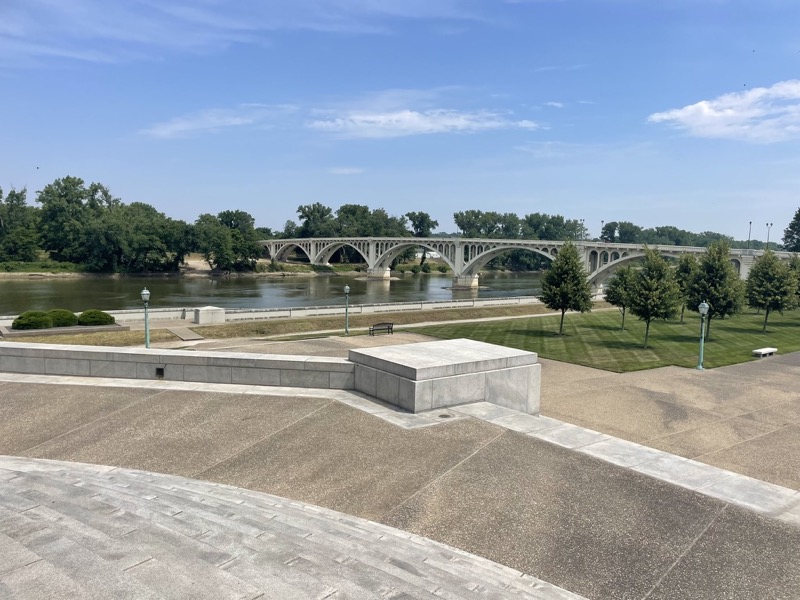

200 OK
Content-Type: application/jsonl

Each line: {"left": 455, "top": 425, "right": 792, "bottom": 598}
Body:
{"left": 688, "top": 240, "right": 745, "bottom": 339}
{"left": 783, "top": 208, "right": 800, "bottom": 252}
{"left": 628, "top": 248, "right": 681, "bottom": 349}
{"left": 600, "top": 221, "right": 618, "bottom": 242}
{"left": 297, "top": 202, "right": 336, "bottom": 237}
{"left": 746, "top": 250, "right": 797, "bottom": 332}
{"left": 217, "top": 209, "right": 262, "bottom": 268}
{"left": 789, "top": 255, "right": 800, "bottom": 302}
{"left": 194, "top": 213, "right": 235, "bottom": 270}
{"left": 538, "top": 242, "right": 592, "bottom": 335}
{"left": 674, "top": 254, "right": 698, "bottom": 324}
{"left": 604, "top": 266, "right": 636, "bottom": 330}
{"left": 617, "top": 221, "right": 642, "bottom": 243}
{"left": 406, "top": 211, "right": 439, "bottom": 265}
{"left": 0, "top": 187, "right": 39, "bottom": 262}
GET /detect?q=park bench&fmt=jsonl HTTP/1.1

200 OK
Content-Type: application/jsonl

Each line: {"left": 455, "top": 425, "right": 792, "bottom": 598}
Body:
{"left": 369, "top": 322, "right": 394, "bottom": 336}
{"left": 752, "top": 347, "right": 777, "bottom": 358}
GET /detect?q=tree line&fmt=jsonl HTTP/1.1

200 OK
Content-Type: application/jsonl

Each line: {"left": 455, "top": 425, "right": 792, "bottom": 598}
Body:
{"left": 541, "top": 240, "right": 800, "bottom": 347}
{"left": 2, "top": 176, "right": 800, "bottom": 272}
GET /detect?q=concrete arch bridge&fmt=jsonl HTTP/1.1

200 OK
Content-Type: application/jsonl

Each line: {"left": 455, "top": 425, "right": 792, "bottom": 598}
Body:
{"left": 262, "top": 237, "right": 787, "bottom": 289}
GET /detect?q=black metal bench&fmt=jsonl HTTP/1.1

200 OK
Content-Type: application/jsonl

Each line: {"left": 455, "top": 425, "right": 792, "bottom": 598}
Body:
{"left": 369, "top": 322, "right": 394, "bottom": 336}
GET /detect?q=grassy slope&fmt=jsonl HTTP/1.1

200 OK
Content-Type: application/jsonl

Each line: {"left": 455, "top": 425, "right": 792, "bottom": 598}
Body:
{"left": 415, "top": 309, "right": 800, "bottom": 372}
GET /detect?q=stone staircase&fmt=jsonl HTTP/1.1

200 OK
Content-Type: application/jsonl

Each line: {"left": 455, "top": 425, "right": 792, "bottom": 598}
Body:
{"left": 0, "top": 456, "right": 584, "bottom": 599}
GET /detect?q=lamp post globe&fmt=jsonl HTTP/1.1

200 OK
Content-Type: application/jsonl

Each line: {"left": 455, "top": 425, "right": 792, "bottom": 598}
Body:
{"left": 344, "top": 285, "right": 351, "bottom": 335}
{"left": 141, "top": 288, "right": 151, "bottom": 349}
{"left": 697, "top": 301, "right": 709, "bottom": 370}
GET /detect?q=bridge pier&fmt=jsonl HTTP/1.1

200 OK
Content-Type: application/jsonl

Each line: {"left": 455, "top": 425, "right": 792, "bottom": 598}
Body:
{"left": 451, "top": 274, "right": 480, "bottom": 289}
{"left": 366, "top": 267, "right": 391, "bottom": 280}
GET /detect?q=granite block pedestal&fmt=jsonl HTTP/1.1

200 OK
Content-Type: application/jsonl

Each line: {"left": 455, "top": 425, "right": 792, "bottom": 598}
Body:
{"left": 349, "top": 338, "right": 540, "bottom": 414}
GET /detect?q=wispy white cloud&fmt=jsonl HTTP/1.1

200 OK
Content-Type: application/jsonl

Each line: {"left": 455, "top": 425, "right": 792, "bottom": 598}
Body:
{"left": 1, "top": 0, "right": 481, "bottom": 66}
{"left": 328, "top": 167, "right": 364, "bottom": 175}
{"left": 307, "top": 109, "right": 537, "bottom": 138}
{"left": 142, "top": 87, "right": 538, "bottom": 141}
{"left": 545, "top": 101, "right": 564, "bottom": 108}
{"left": 648, "top": 80, "right": 800, "bottom": 143}
{"left": 141, "top": 104, "right": 296, "bottom": 138}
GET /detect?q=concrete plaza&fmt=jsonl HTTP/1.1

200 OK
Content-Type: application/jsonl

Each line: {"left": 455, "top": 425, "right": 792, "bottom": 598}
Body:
{"left": 1, "top": 332, "right": 800, "bottom": 598}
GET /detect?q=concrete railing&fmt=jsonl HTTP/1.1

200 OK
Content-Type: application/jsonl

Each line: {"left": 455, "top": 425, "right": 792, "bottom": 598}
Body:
{"left": 0, "top": 296, "right": 543, "bottom": 327}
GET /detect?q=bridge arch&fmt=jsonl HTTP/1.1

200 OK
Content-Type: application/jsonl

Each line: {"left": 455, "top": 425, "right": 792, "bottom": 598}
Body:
{"left": 271, "top": 241, "right": 313, "bottom": 263}
{"left": 372, "top": 241, "right": 457, "bottom": 272}
{"left": 460, "top": 245, "right": 556, "bottom": 277}
{"left": 314, "top": 240, "right": 370, "bottom": 265}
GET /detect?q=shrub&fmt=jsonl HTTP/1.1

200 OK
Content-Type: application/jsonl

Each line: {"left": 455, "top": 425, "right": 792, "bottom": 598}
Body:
{"left": 437, "top": 265, "right": 450, "bottom": 273}
{"left": 78, "top": 309, "right": 116, "bottom": 326}
{"left": 395, "top": 265, "right": 406, "bottom": 273}
{"left": 12, "top": 311, "right": 53, "bottom": 330}
{"left": 421, "top": 262, "right": 432, "bottom": 273}
{"left": 410, "top": 265, "right": 421, "bottom": 274}
{"left": 48, "top": 309, "right": 79, "bottom": 327}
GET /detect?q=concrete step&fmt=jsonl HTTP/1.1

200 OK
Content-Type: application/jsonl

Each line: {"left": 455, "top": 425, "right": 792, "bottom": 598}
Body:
{"left": 0, "top": 457, "right": 586, "bottom": 600}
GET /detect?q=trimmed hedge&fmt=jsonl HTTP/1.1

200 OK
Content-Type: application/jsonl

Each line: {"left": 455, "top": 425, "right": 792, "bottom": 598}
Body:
{"left": 12, "top": 311, "right": 54, "bottom": 330}
{"left": 78, "top": 309, "right": 116, "bottom": 326}
{"left": 48, "top": 309, "right": 79, "bottom": 327}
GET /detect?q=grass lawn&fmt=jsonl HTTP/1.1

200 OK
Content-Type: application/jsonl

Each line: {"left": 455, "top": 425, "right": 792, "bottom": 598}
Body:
{"left": 414, "top": 308, "right": 800, "bottom": 372}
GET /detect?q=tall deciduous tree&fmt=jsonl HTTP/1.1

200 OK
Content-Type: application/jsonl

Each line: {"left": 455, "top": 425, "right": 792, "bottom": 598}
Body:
{"left": 538, "top": 242, "right": 592, "bottom": 335}
{"left": 783, "top": 208, "right": 800, "bottom": 252}
{"left": 297, "top": 202, "right": 336, "bottom": 237}
{"left": 674, "top": 254, "right": 698, "bottom": 324}
{"left": 604, "top": 265, "right": 636, "bottom": 330}
{"left": 406, "top": 211, "right": 439, "bottom": 265}
{"left": 688, "top": 240, "right": 744, "bottom": 339}
{"left": 746, "top": 250, "right": 797, "bottom": 332}
{"left": 628, "top": 248, "right": 681, "bottom": 349}
{"left": 617, "top": 221, "right": 642, "bottom": 243}
{"left": 0, "top": 187, "right": 39, "bottom": 262}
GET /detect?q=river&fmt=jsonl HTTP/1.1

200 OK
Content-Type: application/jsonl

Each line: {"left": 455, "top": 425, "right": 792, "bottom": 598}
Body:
{"left": 0, "top": 272, "right": 542, "bottom": 315}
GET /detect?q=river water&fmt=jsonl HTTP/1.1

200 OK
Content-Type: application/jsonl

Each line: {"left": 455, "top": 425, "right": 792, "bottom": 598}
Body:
{"left": 0, "top": 272, "right": 542, "bottom": 315}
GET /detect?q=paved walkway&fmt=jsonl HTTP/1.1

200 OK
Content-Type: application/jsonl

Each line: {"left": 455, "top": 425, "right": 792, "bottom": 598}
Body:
{"left": 1, "top": 456, "right": 581, "bottom": 600}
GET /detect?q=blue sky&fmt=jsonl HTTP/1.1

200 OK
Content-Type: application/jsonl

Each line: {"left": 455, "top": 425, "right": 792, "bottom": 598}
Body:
{"left": 2, "top": 0, "right": 800, "bottom": 242}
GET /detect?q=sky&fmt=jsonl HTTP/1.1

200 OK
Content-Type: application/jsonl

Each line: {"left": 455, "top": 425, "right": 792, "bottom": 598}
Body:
{"left": 2, "top": 0, "right": 800, "bottom": 243}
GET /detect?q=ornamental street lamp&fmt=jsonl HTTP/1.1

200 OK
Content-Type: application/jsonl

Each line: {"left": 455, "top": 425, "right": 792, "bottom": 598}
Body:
{"left": 766, "top": 222, "right": 774, "bottom": 247}
{"left": 344, "top": 284, "right": 350, "bottom": 335}
{"left": 141, "top": 287, "right": 151, "bottom": 349}
{"left": 747, "top": 221, "right": 752, "bottom": 250}
{"left": 697, "top": 301, "right": 709, "bottom": 370}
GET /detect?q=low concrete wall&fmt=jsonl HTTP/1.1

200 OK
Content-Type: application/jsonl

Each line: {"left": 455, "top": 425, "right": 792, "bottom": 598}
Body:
{"left": 0, "top": 297, "right": 543, "bottom": 328}
{"left": 0, "top": 342, "right": 354, "bottom": 390}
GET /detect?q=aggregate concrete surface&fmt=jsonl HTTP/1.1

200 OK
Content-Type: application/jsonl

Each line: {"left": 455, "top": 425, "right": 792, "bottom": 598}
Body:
{"left": 2, "top": 334, "right": 800, "bottom": 599}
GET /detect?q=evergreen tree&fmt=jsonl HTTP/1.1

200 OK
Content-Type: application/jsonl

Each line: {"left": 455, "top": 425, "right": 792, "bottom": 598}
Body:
{"left": 538, "top": 242, "right": 592, "bottom": 335}
{"left": 783, "top": 208, "right": 800, "bottom": 252}
{"left": 628, "top": 248, "right": 681, "bottom": 349}
{"left": 746, "top": 250, "right": 797, "bottom": 332}
{"left": 789, "top": 255, "right": 800, "bottom": 303}
{"left": 674, "top": 254, "right": 698, "bottom": 324}
{"left": 604, "top": 265, "right": 636, "bottom": 330}
{"left": 688, "top": 240, "right": 745, "bottom": 339}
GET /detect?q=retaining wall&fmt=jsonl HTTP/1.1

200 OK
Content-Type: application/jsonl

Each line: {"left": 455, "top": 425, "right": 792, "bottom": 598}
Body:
{"left": 0, "top": 342, "right": 354, "bottom": 390}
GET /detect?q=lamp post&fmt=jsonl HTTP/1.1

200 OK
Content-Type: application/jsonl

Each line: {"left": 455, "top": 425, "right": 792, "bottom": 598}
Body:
{"left": 747, "top": 221, "right": 752, "bottom": 250}
{"left": 141, "top": 287, "right": 151, "bottom": 349}
{"left": 697, "top": 301, "right": 709, "bottom": 370}
{"left": 344, "top": 284, "right": 350, "bottom": 335}
{"left": 766, "top": 222, "right": 773, "bottom": 247}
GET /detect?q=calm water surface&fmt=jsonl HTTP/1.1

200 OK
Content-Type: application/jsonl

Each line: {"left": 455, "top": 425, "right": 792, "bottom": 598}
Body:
{"left": 0, "top": 272, "right": 542, "bottom": 315}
